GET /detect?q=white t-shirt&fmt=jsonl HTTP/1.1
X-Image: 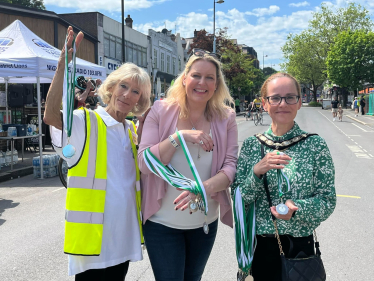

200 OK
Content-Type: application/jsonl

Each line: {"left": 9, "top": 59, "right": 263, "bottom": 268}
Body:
{"left": 149, "top": 134, "right": 219, "bottom": 229}
{"left": 51, "top": 106, "right": 142, "bottom": 276}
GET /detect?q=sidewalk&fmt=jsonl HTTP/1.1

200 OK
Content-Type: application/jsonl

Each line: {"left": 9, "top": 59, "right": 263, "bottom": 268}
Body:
{"left": 0, "top": 146, "right": 57, "bottom": 183}
{"left": 342, "top": 108, "right": 374, "bottom": 128}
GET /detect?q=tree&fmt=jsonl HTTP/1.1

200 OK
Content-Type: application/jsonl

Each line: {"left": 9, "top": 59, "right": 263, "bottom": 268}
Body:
{"left": 327, "top": 30, "right": 374, "bottom": 93}
{"left": 282, "top": 2, "right": 373, "bottom": 101}
{"left": 0, "top": 0, "right": 46, "bottom": 10}
{"left": 282, "top": 31, "right": 325, "bottom": 102}
{"left": 263, "top": 67, "right": 277, "bottom": 78}
{"left": 188, "top": 30, "right": 213, "bottom": 53}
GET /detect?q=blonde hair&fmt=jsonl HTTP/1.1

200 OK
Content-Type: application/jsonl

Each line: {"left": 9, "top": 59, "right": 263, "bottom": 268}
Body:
{"left": 97, "top": 63, "right": 151, "bottom": 115}
{"left": 260, "top": 72, "right": 301, "bottom": 98}
{"left": 165, "top": 54, "right": 233, "bottom": 121}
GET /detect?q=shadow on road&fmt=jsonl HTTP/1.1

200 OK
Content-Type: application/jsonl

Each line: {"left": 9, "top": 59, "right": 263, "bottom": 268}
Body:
{"left": 0, "top": 198, "right": 20, "bottom": 226}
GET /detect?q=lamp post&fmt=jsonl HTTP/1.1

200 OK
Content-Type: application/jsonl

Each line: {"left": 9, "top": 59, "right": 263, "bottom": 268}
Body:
{"left": 262, "top": 52, "right": 268, "bottom": 70}
{"left": 121, "top": 0, "right": 125, "bottom": 63}
{"left": 213, "top": 0, "right": 224, "bottom": 54}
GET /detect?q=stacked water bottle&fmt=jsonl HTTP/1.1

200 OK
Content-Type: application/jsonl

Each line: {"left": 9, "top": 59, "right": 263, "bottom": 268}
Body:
{"left": 0, "top": 149, "right": 18, "bottom": 168}
{"left": 33, "top": 154, "right": 60, "bottom": 178}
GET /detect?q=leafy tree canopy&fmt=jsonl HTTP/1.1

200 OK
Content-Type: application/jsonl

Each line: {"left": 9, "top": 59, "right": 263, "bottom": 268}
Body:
{"left": 326, "top": 30, "right": 374, "bottom": 91}
{"left": 0, "top": 0, "right": 46, "bottom": 10}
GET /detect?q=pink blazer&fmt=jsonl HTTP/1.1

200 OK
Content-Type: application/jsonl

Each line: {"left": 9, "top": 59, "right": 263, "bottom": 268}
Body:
{"left": 138, "top": 100, "right": 238, "bottom": 227}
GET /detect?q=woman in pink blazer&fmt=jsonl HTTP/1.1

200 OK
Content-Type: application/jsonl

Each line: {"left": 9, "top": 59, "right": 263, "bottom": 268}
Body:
{"left": 137, "top": 49, "right": 238, "bottom": 281}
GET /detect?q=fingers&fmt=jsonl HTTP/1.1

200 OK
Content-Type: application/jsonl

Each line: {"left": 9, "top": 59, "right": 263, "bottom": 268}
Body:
{"left": 199, "top": 133, "right": 214, "bottom": 152}
{"left": 174, "top": 191, "right": 194, "bottom": 211}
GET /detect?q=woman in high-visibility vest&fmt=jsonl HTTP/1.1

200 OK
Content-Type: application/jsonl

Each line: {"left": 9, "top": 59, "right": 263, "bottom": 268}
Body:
{"left": 44, "top": 26, "right": 150, "bottom": 280}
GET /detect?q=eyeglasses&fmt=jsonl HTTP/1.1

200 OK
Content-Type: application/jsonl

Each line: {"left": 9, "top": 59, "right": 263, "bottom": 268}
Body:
{"left": 266, "top": 95, "right": 300, "bottom": 105}
{"left": 188, "top": 48, "right": 220, "bottom": 61}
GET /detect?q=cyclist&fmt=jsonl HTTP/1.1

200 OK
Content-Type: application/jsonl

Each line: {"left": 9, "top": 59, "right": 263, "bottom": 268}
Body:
{"left": 250, "top": 95, "right": 262, "bottom": 120}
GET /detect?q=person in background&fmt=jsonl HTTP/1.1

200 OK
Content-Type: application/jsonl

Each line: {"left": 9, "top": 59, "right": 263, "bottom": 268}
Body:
{"left": 137, "top": 48, "right": 238, "bottom": 281}
{"left": 353, "top": 97, "right": 359, "bottom": 117}
{"left": 360, "top": 96, "right": 366, "bottom": 115}
{"left": 75, "top": 78, "right": 103, "bottom": 109}
{"left": 232, "top": 72, "right": 336, "bottom": 280}
{"left": 44, "top": 26, "right": 150, "bottom": 280}
{"left": 250, "top": 94, "right": 262, "bottom": 120}
{"left": 331, "top": 96, "right": 339, "bottom": 121}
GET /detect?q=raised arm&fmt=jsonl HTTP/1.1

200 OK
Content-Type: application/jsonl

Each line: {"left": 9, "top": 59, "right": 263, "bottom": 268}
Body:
{"left": 43, "top": 27, "right": 84, "bottom": 130}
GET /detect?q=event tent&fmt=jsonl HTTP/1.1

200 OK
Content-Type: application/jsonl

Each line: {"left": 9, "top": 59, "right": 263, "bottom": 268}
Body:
{"left": 0, "top": 19, "right": 106, "bottom": 178}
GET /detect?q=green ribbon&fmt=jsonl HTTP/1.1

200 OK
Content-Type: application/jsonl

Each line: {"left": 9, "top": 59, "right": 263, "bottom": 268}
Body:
{"left": 143, "top": 131, "right": 208, "bottom": 214}
{"left": 63, "top": 34, "right": 77, "bottom": 138}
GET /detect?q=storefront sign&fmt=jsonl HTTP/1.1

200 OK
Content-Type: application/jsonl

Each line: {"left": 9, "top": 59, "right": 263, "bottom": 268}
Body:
{"left": 105, "top": 57, "right": 122, "bottom": 74}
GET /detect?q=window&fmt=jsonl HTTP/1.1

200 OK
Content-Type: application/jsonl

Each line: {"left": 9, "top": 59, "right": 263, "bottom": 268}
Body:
{"left": 104, "top": 33, "right": 110, "bottom": 57}
{"left": 179, "top": 56, "right": 182, "bottom": 71}
{"left": 126, "top": 42, "right": 133, "bottom": 63}
{"left": 153, "top": 49, "right": 157, "bottom": 68}
{"left": 110, "top": 35, "right": 116, "bottom": 58}
{"left": 173, "top": 57, "right": 176, "bottom": 75}
{"left": 142, "top": 47, "right": 147, "bottom": 67}
{"left": 116, "top": 38, "right": 122, "bottom": 61}
{"left": 161, "top": 53, "right": 165, "bottom": 72}
{"left": 167, "top": 55, "right": 170, "bottom": 74}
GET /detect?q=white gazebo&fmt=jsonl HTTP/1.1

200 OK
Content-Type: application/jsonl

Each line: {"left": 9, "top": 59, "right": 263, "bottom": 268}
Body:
{"left": 0, "top": 19, "right": 106, "bottom": 178}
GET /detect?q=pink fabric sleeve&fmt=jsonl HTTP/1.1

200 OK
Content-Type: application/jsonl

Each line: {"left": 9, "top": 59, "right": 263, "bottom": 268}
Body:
{"left": 137, "top": 103, "right": 162, "bottom": 175}
{"left": 217, "top": 111, "right": 239, "bottom": 184}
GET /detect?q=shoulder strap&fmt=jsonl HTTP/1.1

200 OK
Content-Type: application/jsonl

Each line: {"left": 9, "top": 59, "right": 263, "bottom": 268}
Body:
{"left": 255, "top": 133, "right": 318, "bottom": 151}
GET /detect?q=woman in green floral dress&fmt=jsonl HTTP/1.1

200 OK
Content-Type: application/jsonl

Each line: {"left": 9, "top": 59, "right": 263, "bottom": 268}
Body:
{"left": 231, "top": 73, "right": 336, "bottom": 280}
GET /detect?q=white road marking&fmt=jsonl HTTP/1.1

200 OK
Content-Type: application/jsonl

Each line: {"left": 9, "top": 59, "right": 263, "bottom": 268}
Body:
{"left": 52, "top": 187, "right": 65, "bottom": 192}
{"left": 351, "top": 123, "right": 369, "bottom": 132}
{"left": 318, "top": 111, "right": 372, "bottom": 159}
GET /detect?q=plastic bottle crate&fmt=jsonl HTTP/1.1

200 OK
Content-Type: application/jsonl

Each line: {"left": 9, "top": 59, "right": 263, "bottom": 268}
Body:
{"left": 33, "top": 166, "right": 58, "bottom": 179}
{"left": 33, "top": 154, "right": 60, "bottom": 167}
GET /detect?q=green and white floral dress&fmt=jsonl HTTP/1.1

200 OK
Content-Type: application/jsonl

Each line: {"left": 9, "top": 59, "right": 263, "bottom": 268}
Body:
{"left": 231, "top": 122, "right": 336, "bottom": 237}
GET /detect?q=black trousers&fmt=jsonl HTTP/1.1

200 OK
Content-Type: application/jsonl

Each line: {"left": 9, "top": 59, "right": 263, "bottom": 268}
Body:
{"left": 361, "top": 106, "right": 365, "bottom": 115}
{"left": 75, "top": 261, "right": 130, "bottom": 281}
{"left": 252, "top": 234, "right": 315, "bottom": 281}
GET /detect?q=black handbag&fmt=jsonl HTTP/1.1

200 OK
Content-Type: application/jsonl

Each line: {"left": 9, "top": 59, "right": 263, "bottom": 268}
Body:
{"left": 261, "top": 144, "right": 326, "bottom": 281}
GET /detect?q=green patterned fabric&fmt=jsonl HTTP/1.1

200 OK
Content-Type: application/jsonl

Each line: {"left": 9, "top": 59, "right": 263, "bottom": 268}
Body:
{"left": 231, "top": 122, "right": 336, "bottom": 237}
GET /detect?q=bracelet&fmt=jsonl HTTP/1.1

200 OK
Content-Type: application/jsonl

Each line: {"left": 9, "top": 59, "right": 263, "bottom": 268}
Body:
{"left": 168, "top": 135, "right": 179, "bottom": 148}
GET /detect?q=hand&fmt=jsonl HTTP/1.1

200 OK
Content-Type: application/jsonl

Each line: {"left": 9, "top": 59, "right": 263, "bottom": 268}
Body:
{"left": 270, "top": 199, "right": 298, "bottom": 221}
{"left": 180, "top": 130, "right": 214, "bottom": 152}
{"left": 253, "top": 151, "right": 291, "bottom": 178}
{"left": 173, "top": 191, "right": 197, "bottom": 214}
{"left": 136, "top": 108, "right": 151, "bottom": 144}
{"left": 96, "top": 79, "right": 102, "bottom": 87}
{"left": 58, "top": 26, "right": 84, "bottom": 66}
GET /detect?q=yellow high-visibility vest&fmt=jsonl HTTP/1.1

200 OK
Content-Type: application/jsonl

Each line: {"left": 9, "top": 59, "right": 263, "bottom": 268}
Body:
{"left": 64, "top": 108, "right": 143, "bottom": 256}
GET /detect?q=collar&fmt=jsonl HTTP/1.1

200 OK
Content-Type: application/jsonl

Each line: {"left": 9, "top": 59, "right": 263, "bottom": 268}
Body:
{"left": 95, "top": 106, "right": 123, "bottom": 127}
{"left": 264, "top": 122, "right": 306, "bottom": 142}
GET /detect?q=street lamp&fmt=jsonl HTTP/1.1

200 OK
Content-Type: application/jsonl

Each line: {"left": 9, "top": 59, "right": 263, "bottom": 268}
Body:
{"left": 121, "top": 0, "right": 125, "bottom": 63}
{"left": 213, "top": 0, "right": 224, "bottom": 54}
{"left": 262, "top": 52, "right": 268, "bottom": 70}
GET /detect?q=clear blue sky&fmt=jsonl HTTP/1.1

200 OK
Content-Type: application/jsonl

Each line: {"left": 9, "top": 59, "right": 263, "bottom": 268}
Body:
{"left": 45, "top": 0, "right": 374, "bottom": 69}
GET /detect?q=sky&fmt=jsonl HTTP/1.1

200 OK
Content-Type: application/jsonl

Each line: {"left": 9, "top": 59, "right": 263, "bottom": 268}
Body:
{"left": 44, "top": 0, "right": 374, "bottom": 70}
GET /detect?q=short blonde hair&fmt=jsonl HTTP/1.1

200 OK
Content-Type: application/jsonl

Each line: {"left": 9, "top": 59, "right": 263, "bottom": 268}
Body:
{"left": 260, "top": 72, "right": 301, "bottom": 98}
{"left": 165, "top": 54, "right": 233, "bottom": 121}
{"left": 97, "top": 63, "right": 151, "bottom": 115}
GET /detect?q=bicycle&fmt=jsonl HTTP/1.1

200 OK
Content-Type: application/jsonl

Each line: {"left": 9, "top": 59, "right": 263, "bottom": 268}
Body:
{"left": 58, "top": 157, "right": 68, "bottom": 188}
{"left": 253, "top": 109, "right": 263, "bottom": 126}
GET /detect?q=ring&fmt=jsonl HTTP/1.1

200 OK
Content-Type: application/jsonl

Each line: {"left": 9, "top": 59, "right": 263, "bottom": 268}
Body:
{"left": 199, "top": 140, "right": 204, "bottom": 145}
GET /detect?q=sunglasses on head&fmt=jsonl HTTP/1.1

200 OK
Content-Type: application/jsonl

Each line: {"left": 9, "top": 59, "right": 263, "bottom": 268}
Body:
{"left": 188, "top": 48, "right": 220, "bottom": 61}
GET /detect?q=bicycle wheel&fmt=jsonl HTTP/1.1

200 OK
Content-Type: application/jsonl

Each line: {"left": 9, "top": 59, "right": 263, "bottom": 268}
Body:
{"left": 259, "top": 113, "right": 263, "bottom": 125}
{"left": 58, "top": 157, "right": 68, "bottom": 188}
{"left": 254, "top": 113, "right": 259, "bottom": 126}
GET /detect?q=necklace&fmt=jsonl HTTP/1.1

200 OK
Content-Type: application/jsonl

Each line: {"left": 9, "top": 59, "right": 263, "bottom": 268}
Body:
{"left": 189, "top": 115, "right": 205, "bottom": 159}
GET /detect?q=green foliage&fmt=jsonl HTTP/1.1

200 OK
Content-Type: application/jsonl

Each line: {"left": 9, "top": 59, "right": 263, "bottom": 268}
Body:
{"left": 263, "top": 67, "right": 277, "bottom": 78}
{"left": 327, "top": 30, "right": 374, "bottom": 91}
{"left": 282, "top": 2, "right": 373, "bottom": 101}
{"left": 308, "top": 101, "right": 322, "bottom": 107}
{"left": 0, "top": 0, "right": 46, "bottom": 9}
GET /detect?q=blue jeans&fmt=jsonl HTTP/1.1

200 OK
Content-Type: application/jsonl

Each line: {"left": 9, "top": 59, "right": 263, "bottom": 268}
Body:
{"left": 143, "top": 219, "right": 218, "bottom": 281}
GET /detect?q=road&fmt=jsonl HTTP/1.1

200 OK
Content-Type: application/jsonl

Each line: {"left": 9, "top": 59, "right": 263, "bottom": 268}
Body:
{"left": 1, "top": 107, "right": 373, "bottom": 281}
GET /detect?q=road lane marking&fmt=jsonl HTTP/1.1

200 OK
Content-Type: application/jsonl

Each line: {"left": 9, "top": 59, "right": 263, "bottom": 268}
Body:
{"left": 52, "top": 187, "right": 65, "bottom": 192}
{"left": 346, "top": 144, "right": 372, "bottom": 159}
{"left": 351, "top": 123, "right": 369, "bottom": 132}
{"left": 337, "top": 195, "right": 361, "bottom": 199}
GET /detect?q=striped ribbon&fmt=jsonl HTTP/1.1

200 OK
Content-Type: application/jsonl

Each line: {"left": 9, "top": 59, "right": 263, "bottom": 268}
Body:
{"left": 143, "top": 131, "right": 208, "bottom": 215}
{"left": 277, "top": 169, "right": 291, "bottom": 198}
{"left": 63, "top": 35, "right": 77, "bottom": 138}
{"left": 233, "top": 187, "right": 256, "bottom": 275}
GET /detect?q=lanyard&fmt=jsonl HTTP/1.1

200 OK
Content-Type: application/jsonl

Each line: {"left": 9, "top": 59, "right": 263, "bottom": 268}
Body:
{"left": 276, "top": 151, "right": 291, "bottom": 200}
{"left": 63, "top": 35, "right": 77, "bottom": 139}
{"left": 143, "top": 131, "right": 208, "bottom": 215}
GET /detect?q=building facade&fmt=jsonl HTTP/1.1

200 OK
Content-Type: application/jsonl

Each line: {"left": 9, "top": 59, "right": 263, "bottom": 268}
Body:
{"left": 60, "top": 13, "right": 150, "bottom": 76}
